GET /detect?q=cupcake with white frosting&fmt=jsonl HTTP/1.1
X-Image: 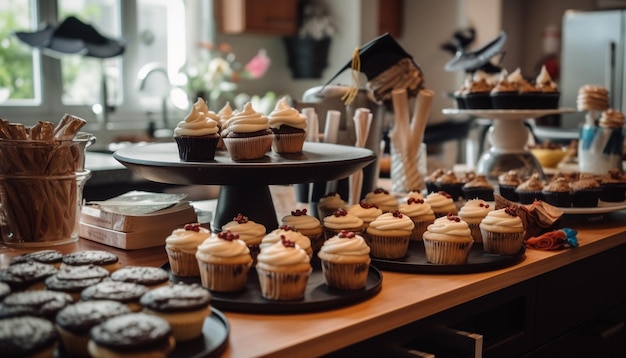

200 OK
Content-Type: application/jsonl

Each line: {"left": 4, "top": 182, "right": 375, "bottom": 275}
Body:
{"left": 221, "top": 213, "right": 267, "bottom": 263}
{"left": 365, "top": 210, "right": 414, "bottom": 259}
{"left": 479, "top": 207, "right": 526, "bottom": 254}
{"left": 280, "top": 208, "right": 324, "bottom": 251}
{"left": 221, "top": 102, "right": 273, "bottom": 160}
{"left": 458, "top": 199, "right": 494, "bottom": 244}
{"left": 363, "top": 188, "right": 398, "bottom": 213}
{"left": 422, "top": 214, "right": 474, "bottom": 264}
{"left": 318, "top": 230, "right": 371, "bottom": 290}
{"left": 256, "top": 237, "right": 312, "bottom": 300}
{"left": 195, "top": 230, "right": 253, "bottom": 292}
{"left": 173, "top": 97, "right": 220, "bottom": 161}
{"left": 165, "top": 223, "right": 211, "bottom": 277}
{"left": 398, "top": 197, "right": 435, "bottom": 241}
{"left": 260, "top": 225, "right": 312, "bottom": 257}
{"left": 268, "top": 96, "right": 307, "bottom": 153}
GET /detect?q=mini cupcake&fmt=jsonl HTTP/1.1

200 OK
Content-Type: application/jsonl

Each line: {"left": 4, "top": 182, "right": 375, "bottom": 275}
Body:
{"left": 507, "top": 67, "right": 538, "bottom": 109}
{"left": 268, "top": 96, "right": 307, "bottom": 153}
{"left": 165, "top": 223, "right": 211, "bottom": 277}
{"left": 322, "top": 208, "right": 364, "bottom": 240}
{"left": 435, "top": 170, "right": 464, "bottom": 201}
{"left": 365, "top": 210, "right": 414, "bottom": 259}
{"left": 81, "top": 281, "right": 149, "bottom": 312}
{"left": 542, "top": 177, "right": 572, "bottom": 207}
{"left": 490, "top": 70, "right": 520, "bottom": 109}
{"left": 425, "top": 168, "right": 445, "bottom": 194}
{"left": 534, "top": 64, "right": 560, "bottom": 109}
{"left": 479, "top": 207, "right": 526, "bottom": 255}
{"left": 425, "top": 191, "right": 458, "bottom": 217}
{"left": 221, "top": 102, "right": 273, "bottom": 161}
{"left": 221, "top": 213, "right": 267, "bottom": 262}
{"left": 464, "top": 76, "right": 493, "bottom": 109}
{"left": 61, "top": 250, "right": 121, "bottom": 273}
{"left": 515, "top": 173, "right": 545, "bottom": 204}
{"left": 458, "top": 199, "right": 494, "bottom": 244}
{"left": 398, "top": 197, "right": 435, "bottom": 241}
{"left": 316, "top": 192, "right": 348, "bottom": 219}
{"left": 600, "top": 169, "right": 626, "bottom": 202}
{"left": 363, "top": 187, "right": 398, "bottom": 212}
{"left": 347, "top": 201, "right": 383, "bottom": 231}
{"left": 195, "top": 230, "right": 253, "bottom": 292}
{"left": 422, "top": 214, "right": 474, "bottom": 264}
{"left": 140, "top": 283, "right": 211, "bottom": 341}
{"left": 255, "top": 237, "right": 312, "bottom": 301}
{"left": 462, "top": 174, "right": 495, "bottom": 201}
{"left": 260, "top": 225, "right": 313, "bottom": 257}
{"left": 280, "top": 208, "right": 324, "bottom": 251}
{"left": 318, "top": 230, "right": 371, "bottom": 290}
{"left": 173, "top": 97, "right": 220, "bottom": 162}
{"left": 498, "top": 170, "right": 522, "bottom": 202}
{"left": 570, "top": 176, "right": 602, "bottom": 207}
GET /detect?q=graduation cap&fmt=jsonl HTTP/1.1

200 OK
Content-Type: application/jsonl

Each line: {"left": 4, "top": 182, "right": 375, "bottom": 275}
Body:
{"left": 444, "top": 31, "right": 506, "bottom": 73}
{"left": 320, "top": 33, "right": 424, "bottom": 104}
{"left": 15, "top": 16, "right": 125, "bottom": 58}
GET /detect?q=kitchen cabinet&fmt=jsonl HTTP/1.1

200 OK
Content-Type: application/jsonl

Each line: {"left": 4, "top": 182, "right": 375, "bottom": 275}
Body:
{"left": 378, "top": 0, "right": 403, "bottom": 38}
{"left": 215, "top": 0, "right": 297, "bottom": 35}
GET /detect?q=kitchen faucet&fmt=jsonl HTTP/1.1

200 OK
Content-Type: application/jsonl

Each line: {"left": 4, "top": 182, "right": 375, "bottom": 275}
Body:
{"left": 137, "top": 62, "right": 170, "bottom": 128}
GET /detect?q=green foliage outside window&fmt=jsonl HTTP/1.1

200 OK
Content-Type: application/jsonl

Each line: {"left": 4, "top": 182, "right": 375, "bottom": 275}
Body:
{"left": 0, "top": 10, "right": 35, "bottom": 100}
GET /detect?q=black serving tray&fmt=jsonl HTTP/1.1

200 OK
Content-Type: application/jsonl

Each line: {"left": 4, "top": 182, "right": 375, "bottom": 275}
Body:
{"left": 164, "top": 257, "right": 383, "bottom": 314}
{"left": 370, "top": 241, "right": 525, "bottom": 274}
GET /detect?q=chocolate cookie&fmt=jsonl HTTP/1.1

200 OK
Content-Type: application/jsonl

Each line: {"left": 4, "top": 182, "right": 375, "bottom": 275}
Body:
{"left": 10, "top": 249, "right": 64, "bottom": 267}
{"left": 0, "top": 261, "right": 57, "bottom": 290}
{"left": 81, "top": 281, "right": 149, "bottom": 311}
{"left": 56, "top": 300, "right": 131, "bottom": 334}
{"left": 62, "top": 250, "right": 121, "bottom": 272}
{"left": 45, "top": 265, "right": 109, "bottom": 299}
{"left": 140, "top": 283, "right": 211, "bottom": 312}
{"left": 0, "top": 290, "right": 73, "bottom": 319}
{"left": 110, "top": 266, "right": 169, "bottom": 287}
{"left": 0, "top": 316, "right": 58, "bottom": 357}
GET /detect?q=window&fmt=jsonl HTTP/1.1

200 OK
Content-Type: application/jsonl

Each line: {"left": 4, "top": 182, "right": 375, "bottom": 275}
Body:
{"left": 1, "top": 0, "right": 204, "bottom": 130}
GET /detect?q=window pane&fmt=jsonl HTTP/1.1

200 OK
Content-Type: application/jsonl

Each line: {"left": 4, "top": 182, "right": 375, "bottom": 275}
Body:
{"left": 58, "top": 0, "right": 121, "bottom": 106}
{"left": 0, "top": 0, "right": 36, "bottom": 103}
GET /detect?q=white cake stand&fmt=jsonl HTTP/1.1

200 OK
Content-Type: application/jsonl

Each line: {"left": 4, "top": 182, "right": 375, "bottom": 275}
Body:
{"left": 442, "top": 108, "right": 576, "bottom": 181}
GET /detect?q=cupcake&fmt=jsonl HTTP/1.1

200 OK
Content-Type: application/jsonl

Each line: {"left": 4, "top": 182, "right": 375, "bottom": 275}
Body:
{"left": 195, "top": 230, "right": 253, "bottom": 292}
{"left": 173, "top": 97, "right": 220, "bottom": 162}
{"left": 280, "top": 208, "right": 324, "bottom": 251}
{"left": 61, "top": 250, "right": 121, "bottom": 273}
{"left": 255, "top": 237, "right": 312, "bottom": 301}
{"left": 268, "top": 96, "right": 307, "bottom": 153}
{"left": 542, "top": 177, "right": 572, "bottom": 207}
{"left": 221, "top": 213, "right": 267, "bottom": 262}
{"left": 0, "top": 316, "right": 59, "bottom": 358}
{"left": 507, "top": 67, "right": 538, "bottom": 109}
{"left": 425, "top": 168, "right": 445, "bottom": 194}
{"left": 260, "top": 225, "right": 313, "bottom": 257}
{"left": 221, "top": 102, "right": 273, "bottom": 161}
{"left": 365, "top": 210, "right": 414, "bottom": 259}
{"left": 453, "top": 76, "right": 470, "bottom": 109}
{"left": 0, "top": 290, "right": 73, "bottom": 320}
{"left": 490, "top": 70, "right": 520, "bottom": 109}
{"left": 88, "top": 313, "right": 175, "bottom": 357}
{"left": 165, "top": 223, "right": 211, "bottom": 277}
{"left": 81, "top": 281, "right": 149, "bottom": 312}
{"left": 318, "top": 230, "right": 371, "bottom": 290}
{"left": 398, "top": 197, "right": 435, "bottom": 241}
{"left": 434, "top": 170, "right": 464, "bottom": 201}
{"left": 425, "top": 191, "right": 458, "bottom": 217}
{"left": 140, "top": 283, "right": 211, "bottom": 342}
{"left": 9, "top": 249, "right": 63, "bottom": 268}
{"left": 570, "top": 176, "right": 602, "bottom": 207}
{"left": 515, "top": 173, "right": 545, "bottom": 204}
{"left": 464, "top": 76, "right": 493, "bottom": 109}
{"left": 363, "top": 187, "right": 398, "bottom": 212}
{"left": 462, "top": 174, "right": 495, "bottom": 201}
{"left": 534, "top": 64, "right": 560, "bottom": 109}
{"left": 0, "top": 261, "right": 57, "bottom": 291}
{"left": 44, "top": 265, "right": 110, "bottom": 301}
{"left": 55, "top": 300, "right": 131, "bottom": 357}
{"left": 110, "top": 266, "right": 170, "bottom": 289}
{"left": 577, "top": 84, "right": 609, "bottom": 112}
{"left": 316, "top": 192, "right": 348, "bottom": 220}
{"left": 422, "top": 214, "right": 474, "bottom": 264}
{"left": 498, "top": 170, "right": 522, "bottom": 202}
{"left": 479, "top": 207, "right": 526, "bottom": 255}
{"left": 458, "top": 199, "right": 494, "bottom": 244}
{"left": 600, "top": 169, "right": 626, "bottom": 202}
{"left": 322, "top": 208, "right": 364, "bottom": 240}
{"left": 347, "top": 201, "right": 383, "bottom": 231}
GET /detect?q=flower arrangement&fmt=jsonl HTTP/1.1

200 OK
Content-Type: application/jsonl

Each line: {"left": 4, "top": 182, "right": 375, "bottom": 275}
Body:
{"left": 181, "top": 42, "right": 270, "bottom": 107}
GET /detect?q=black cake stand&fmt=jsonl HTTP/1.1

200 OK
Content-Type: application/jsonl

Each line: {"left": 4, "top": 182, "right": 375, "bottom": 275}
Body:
{"left": 113, "top": 142, "right": 376, "bottom": 231}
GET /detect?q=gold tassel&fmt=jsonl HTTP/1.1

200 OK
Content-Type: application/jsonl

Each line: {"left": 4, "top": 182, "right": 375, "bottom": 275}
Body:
{"left": 341, "top": 47, "right": 360, "bottom": 106}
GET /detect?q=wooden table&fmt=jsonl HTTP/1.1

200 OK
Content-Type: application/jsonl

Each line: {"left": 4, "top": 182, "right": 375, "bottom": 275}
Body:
{"left": 1, "top": 210, "right": 626, "bottom": 357}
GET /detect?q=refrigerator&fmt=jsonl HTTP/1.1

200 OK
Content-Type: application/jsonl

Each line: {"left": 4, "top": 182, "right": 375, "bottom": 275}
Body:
{"left": 560, "top": 9, "right": 626, "bottom": 129}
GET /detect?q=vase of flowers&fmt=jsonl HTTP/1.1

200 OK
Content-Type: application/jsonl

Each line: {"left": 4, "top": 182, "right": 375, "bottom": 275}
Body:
{"left": 284, "top": 0, "right": 336, "bottom": 79}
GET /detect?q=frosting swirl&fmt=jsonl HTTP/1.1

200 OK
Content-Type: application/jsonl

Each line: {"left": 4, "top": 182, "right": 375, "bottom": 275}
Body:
{"left": 398, "top": 198, "right": 434, "bottom": 218}
{"left": 165, "top": 226, "right": 211, "bottom": 254}
{"left": 268, "top": 97, "right": 307, "bottom": 130}
{"left": 281, "top": 210, "right": 321, "bottom": 230}
{"left": 260, "top": 227, "right": 311, "bottom": 253}
{"left": 423, "top": 214, "right": 472, "bottom": 242}
{"left": 318, "top": 193, "right": 347, "bottom": 211}
{"left": 221, "top": 102, "right": 269, "bottom": 135}
{"left": 221, "top": 214, "right": 266, "bottom": 245}
{"left": 255, "top": 240, "right": 311, "bottom": 272}
{"left": 317, "top": 232, "right": 371, "bottom": 263}
{"left": 599, "top": 108, "right": 625, "bottom": 128}
{"left": 425, "top": 192, "right": 457, "bottom": 214}
{"left": 458, "top": 199, "right": 493, "bottom": 221}
{"left": 174, "top": 98, "right": 219, "bottom": 137}
{"left": 535, "top": 65, "right": 558, "bottom": 92}
{"left": 363, "top": 188, "right": 398, "bottom": 211}
{"left": 368, "top": 211, "right": 414, "bottom": 231}
{"left": 195, "top": 232, "right": 251, "bottom": 264}
{"left": 479, "top": 208, "right": 524, "bottom": 233}
{"left": 347, "top": 202, "right": 383, "bottom": 224}
{"left": 323, "top": 209, "right": 364, "bottom": 229}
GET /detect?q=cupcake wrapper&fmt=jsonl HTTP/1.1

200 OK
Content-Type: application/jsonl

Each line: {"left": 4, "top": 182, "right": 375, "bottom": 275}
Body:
{"left": 600, "top": 183, "right": 626, "bottom": 202}
{"left": 498, "top": 185, "right": 519, "bottom": 202}
{"left": 480, "top": 229, "right": 525, "bottom": 255}
{"left": 256, "top": 267, "right": 312, "bottom": 300}
{"left": 143, "top": 308, "right": 206, "bottom": 342}
{"left": 571, "top": 188, "right": 602, "bottom": 207}
{"left": 321, "top": 261, "right": 370, "bottom": 290}
{"left": 423, "top": 239, "right": 473, "bottom": 265}
{"left": 174, "top": 136, "right": 218, "bottom": 162}
{"left": 197, "top": 261, "right": 252, "bottom": 292}
{"left": 366, "top": 233, "right": 411, "bottom": 259}
{"left": 467, "top": 222, "right": 483, "bottom": 244}
{"left": 542, "top": 191, "right": 572, "bottom": 208}
{"left": 223, "top": 135, "right": 273, "bottom": 161}
{"left": 410, "top": 218, "right": 434, "bottom": 241}
{"left": 165, "top": 248, "right": 200, "bottom": 277}
{"left": 272, "top": 132, "right": 306, "bottom": 153}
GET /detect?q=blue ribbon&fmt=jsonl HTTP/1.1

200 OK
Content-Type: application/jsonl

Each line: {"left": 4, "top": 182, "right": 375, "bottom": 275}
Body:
{"left": 562, "top": 228, "right": 578, "bottom": 247}
{"left": 580, "top": 126, "right": 598, "bottom": 150}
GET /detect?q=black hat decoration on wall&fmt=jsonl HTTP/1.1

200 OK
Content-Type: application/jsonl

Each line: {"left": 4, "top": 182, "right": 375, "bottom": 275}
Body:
{"left": 15, "top": 16, "right": 125, "bottom": 58}
{"left": 320, "top": 33, "right": 424, "bottom": 105}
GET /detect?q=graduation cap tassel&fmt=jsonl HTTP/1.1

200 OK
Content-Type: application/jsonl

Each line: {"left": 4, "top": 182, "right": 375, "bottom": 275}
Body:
{"left": 341, "top": 48, "right": 361, "bottom": 106}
